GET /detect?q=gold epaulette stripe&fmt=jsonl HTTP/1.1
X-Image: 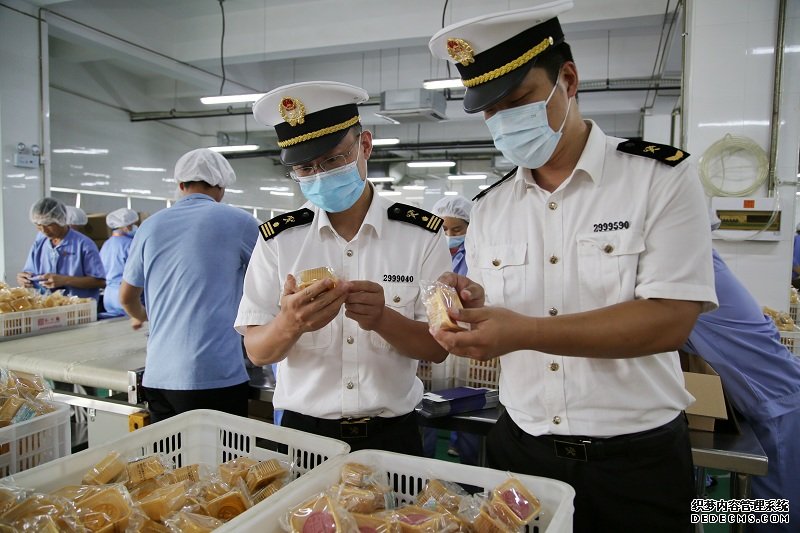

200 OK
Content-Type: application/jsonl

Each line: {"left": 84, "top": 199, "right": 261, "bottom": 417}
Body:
{"left": 259, "top": 222, "right": 276, "bottom": 239}
{"left": 462, "top": 37, "right": 554, "bottom": 88}
{"left": 426, "top": 215, "right": 443, "bottom": 231}
{"left": 277, "top": 115, "right": 360, "bottom": 148}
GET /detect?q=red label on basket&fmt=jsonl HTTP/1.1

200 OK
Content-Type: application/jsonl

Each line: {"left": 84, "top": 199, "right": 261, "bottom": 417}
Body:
{"left": 36, "top": 315, "right": 63, "bottom": 330}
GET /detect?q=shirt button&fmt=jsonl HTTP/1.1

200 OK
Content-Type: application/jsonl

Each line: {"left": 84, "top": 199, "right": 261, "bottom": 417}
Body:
{"left": 392, "top": 295, "right": 401, "bottom": 303}
{"left": 492, "top": 259, "right": 501, "bottom": 267}
{"left": 549, "top": 255, "right": 559, "bottom": 264}
{"left": 553, "top": 416, "right": 561, "bottom": 424}
{"left": 603, "top": 244, "right": 614, "bottom": 254}
{"left": 548, "top": 307, "right": 558, "bottom": 316}
{"left": 346, "top": 249, "right": 354, "bottom": 257}
{"left": 346, "top": 381, "right": 354, "bottom": 390}
{"left": 346, "top": 336, "right": 354, "bottom": 344}
{"left": 548, "top": 202, "right": 558, "bottom": 210}
{"left": 550, "top": 362, "right": 560, "bottom": 371}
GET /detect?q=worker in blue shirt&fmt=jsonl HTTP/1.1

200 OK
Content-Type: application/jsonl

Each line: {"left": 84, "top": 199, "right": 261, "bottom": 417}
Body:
{"left": 792, "top": 223, "right": 800, "bottom": 289}
{"left": 683, "top": 248, "right": 800, "bottom": 531}
{"left": 17, "top": 197, "right": 105, "bottom": 300}
{"left": 99, "top": 208, "right": 139, "bottom": 317}
{"left": 120, "top": 148, "right": 259, "bottom": 422}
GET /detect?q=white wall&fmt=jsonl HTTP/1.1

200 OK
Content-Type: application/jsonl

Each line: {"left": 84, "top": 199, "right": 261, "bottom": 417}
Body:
{"left": 685, "top": 0, "right": 800, "bottom": 310}
{"left": 0, "top": 2, "right": 44, "bottom": 282}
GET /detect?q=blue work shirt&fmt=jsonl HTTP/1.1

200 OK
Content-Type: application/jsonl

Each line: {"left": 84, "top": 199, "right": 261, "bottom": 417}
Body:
{"left": 123, "top": 193, "right": 259, "bottom": 390}
{"left": 23, "top": 229, "right": 105, "bottom": 300}
{"left": 793, "top": 234, "right": 800, "bottom": 280}
{"left": 99, "top": 233, "right": 134, "bottom": 316}
{"left": 450, "top": 242, "right": 467, "bottom": 276}
{"left": 683, "top": 249, "right": 800, "bottom": 420}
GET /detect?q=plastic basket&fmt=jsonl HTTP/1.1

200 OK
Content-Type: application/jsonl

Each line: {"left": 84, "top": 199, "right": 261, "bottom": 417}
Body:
{"left": 235, "top": 449, "right": 575, "bottom": 532}
{"left": 417, "top": 356, "right": 453, "bottom": 392}
{"left": 453, "top": 356, "right": 501, "bottom": 389}
{"left": 790, "top": 302, "right": 800, "bottom": 325}
{"left": 10, "top": 409, "right": 350, "bottom": 531}
{"left": 0, "top": 402, "right": 70, "bottom": 477}
{"left": 779, "top": 327, "right": 800, "bottom": 357}
{"left": 0, "top": 301, "right": 97, "bottom": 339}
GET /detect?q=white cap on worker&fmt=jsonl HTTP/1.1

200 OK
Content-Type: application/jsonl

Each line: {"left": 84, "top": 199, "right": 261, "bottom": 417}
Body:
{"left": 106, "top": 208, "right": 138, "bottom": 229}
{"left": 432, "top": 195, "right": 472, "bottom": 223}
{"left": 174, "top": 148, "right": 237, "bottom": 188}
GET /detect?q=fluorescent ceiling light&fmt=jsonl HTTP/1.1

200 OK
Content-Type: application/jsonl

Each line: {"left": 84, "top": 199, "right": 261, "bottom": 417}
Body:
{"left": 751, "top": 45, "right": 800, "bottom": 55}
{"left": 260, "top": 186, "right": 290, "bottom": 192}
{"left": 226, "top": 189, "right": 244, "bottom": 194}
{"left": 444, "top": 191, "right": 458, "bottom": 196}
{"left": 423, "top": 78, "right": 464, "bottom": 90}
{"left": 378, "top": 191, "right": 402, "bottom": 196}
{"left": 407, "top": 161, "right": 455, "bottom": 168}
{"left": 122, "top": 166, "right": 166, "bottom": 172}
{"left": 52, "top": 148, "right": 109, "bottom": 155}
{"left": 367, "top": 177, "right": 394, "bottom": 183}
{"left": 82, "top": 172, "right": 110, "bottom": 178}
{"left": 121, "top": 188, "right": 151, "bottom": 194}
{"left": 402, "top": 185, "right": 427, "bottom": 190}
{"left": 162, "top": 178, "right": 176, "bottom": 183}
{"left": 80, "top": 181, "right": 109, "bottom": 187}
{"left": 201, "top": 93, "right": 265, "bottom": 105}
{"left": 208, "top": 145, "right": 260, "bottom": 153}
{"left": 371, "top": 138, "right": 400, "bottom": 146}
{"left": 7, "top": 173, "right": 24, "bottom": 178}
{"left": 448, "top": 174, "right": 487, "bottom": 180}
{"left": 406, "top": 196, "right": 424, "bottom": 200}
{"left": 269, "top": 191, "right": 295, "bottom": 197}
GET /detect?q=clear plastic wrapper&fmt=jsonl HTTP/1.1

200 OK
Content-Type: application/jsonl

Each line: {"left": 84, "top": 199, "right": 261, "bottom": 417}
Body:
{"left": 204, "top": 480, "right": 251, "bottom": 522}
{"left": 137, "top": 517, "right": 172, "bottom": 532}
{"left": 164, "top": 510, "right": 223, "bottom": 532}
{"left": 7, "top": 372, "right": 47, "bottom": 399}
{"left": 420, "top": 281, "right": 467, "bottom": 332}
{"left": 250, "top": 479, "right": 284, "bottom": 505}
{"left": 0, "top": 492, "right": 82, "bottom": 532}
{"left": 0, "top": 485, "right": 28, "bottom": 514}
{"left": 386, "top": 505, "right": 461, "bottom": 532}
{"left": 0, "top": 397, "right": 26, "bottom": 423}
{"left": 172, "top": 463, "right": 212, "bottom": 484}
{"left": 488, "top": 478, "right": 540, "bottom": 529}
{"left": 295, "top": 267, "right": 338, "bottom": 291}
{"left": 352, "top": 512, "right": 391, "bottom": 533}
{"left": 284, "top": 493, "right": 358, "bottom": 533}
{"left": 217, "top": 456, "right": 258, "bottom": 485}
{"left": 415, "top": 479, "right": 469, "bottom": 515}
{"left": 763, "top": 306, "right": 796, "bottom": 331}
{"left": 138, "top": 481, "right": 189, "bottom": 522}
{"left": 339, "top": 462, "right": 377, "bottom": 488}
{"left": 126, "top": 455, "right": 171, "bottom": 485}
{"left": 244, "top": 458, "right": 289, "bottom": 494}
{"left": 83, "top": 451, "right": 128, "bottom": 485}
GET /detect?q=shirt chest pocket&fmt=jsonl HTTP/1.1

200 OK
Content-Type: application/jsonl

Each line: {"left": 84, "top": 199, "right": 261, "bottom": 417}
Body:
{"left": 476, "top": 244, "right": 527, "bottom": 306}
{"left": 369, "top": 284, "right": 419, "bottom": 351}
{"left": 576, "top": 230, "right": 644, "bottom": 309}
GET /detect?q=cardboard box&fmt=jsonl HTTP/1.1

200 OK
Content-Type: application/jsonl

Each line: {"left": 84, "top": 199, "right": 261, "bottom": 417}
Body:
{"left": 680, "top": 352, "right": 739, "bottom": 433}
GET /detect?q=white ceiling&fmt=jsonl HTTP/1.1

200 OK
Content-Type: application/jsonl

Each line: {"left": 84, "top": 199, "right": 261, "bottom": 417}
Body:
{"left": 36, "top": 0, "right": 685, "bottom": 182}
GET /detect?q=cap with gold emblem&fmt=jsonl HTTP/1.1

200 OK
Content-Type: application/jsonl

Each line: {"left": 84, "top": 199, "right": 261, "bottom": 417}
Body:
{"left": 429, "top": 0, "right": 573, "bottom": 113}
{"left": 252, "top": 81, "right": 369, "bottom": 166}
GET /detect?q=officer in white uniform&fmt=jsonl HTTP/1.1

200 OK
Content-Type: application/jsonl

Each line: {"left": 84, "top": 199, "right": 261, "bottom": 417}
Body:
{"left": 428, "top": 2, "right": 717, "bottom": 531}
{"left": 235, "top": 81, "right": 451, "bottom": 455}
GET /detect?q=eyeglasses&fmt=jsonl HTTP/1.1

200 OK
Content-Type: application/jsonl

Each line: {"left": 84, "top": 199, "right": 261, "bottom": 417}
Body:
{"left": 288, "top": 135, "right": 361, "bottom": 180}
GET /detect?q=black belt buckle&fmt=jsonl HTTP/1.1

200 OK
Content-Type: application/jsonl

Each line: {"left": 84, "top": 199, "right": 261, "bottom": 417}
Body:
{"left": 341, "top": 417, "right": 369, "bottom": 439}
{"left": 554, "top": 439, "right": 588, "bottom": 461}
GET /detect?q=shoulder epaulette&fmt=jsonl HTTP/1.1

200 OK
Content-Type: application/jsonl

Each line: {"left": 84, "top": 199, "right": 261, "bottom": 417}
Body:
{"left": 387, "top": 203, "right": 443, "bottom": 233}
{"left": 616, "top": 140, "right": 689, "bottom": 167}
{"left": 472, "top": 167, "right": 518, "bottom": 201}
{"left": 259, "top": 208, "right": 314, "bottom": 241}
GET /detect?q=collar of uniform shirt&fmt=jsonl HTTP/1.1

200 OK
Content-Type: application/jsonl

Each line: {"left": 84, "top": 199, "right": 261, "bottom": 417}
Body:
{"left": 314, "top": 189, "right": 387, "bottom": 239}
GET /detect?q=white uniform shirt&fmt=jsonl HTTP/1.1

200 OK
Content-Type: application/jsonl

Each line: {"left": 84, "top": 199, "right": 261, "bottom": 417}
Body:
{"left": 235, "top": 193, "right": 451, "bottom": 419}
{"left": 467, "top": 121, "right": 718, "bottom": 437}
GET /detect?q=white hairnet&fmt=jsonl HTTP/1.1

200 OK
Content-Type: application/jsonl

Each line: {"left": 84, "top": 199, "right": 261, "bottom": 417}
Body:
{"left": 30, "top": 197, "right": 67, "bottom": 226}
{"left": 796, "top": 222, "right": 800, "bottom": 232}
{"left": 106, "top": 208, "right": 138, "bottom": 229}
{"left": 65, "top": 206, "right": 88, "bottom": 226}
{"left": 432, "top": 195, "right": 472, "bottom": 223}
{"left": 174, "top": 148, "right": 236, "bottom": 188}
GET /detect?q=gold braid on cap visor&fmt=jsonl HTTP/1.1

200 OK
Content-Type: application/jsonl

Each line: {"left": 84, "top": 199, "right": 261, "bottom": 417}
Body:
{"left": 277, "top": 115, "right": 361, "bottom": 148}
{"left": 462, "top": 36, "right": 554, "bottom": 88}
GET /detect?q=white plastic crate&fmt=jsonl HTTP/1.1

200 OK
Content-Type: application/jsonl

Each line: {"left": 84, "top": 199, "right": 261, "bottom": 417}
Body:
{"left": 0, "top": 301, "right": 97, "bottom": 339}
{"left": 790, "top": 302, "right": 800, "bottom": 325}
{"left": 235, "top": 449, "right": 575, "bottom": 532}
{"left": 779, "top": 327, "right": 800, "bottom": 357}
{"left": 453, "top": 356, "right": 501, "bottom": 389}
{"left": 0, "top": 402, "right": 70, "bottom": 477}
{"left": 10, "top": 409, "right": 350, "bottom": 532}
{"left": 417, "top": 355, "right": 454, "bottom": 392}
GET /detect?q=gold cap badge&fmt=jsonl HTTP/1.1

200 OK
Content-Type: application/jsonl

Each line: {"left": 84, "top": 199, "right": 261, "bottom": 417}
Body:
{"left": 279, "top": 97, "right": 306, "bottom": 126}
{"left": 446, "top": 38, "right": 475, "bottom": 66}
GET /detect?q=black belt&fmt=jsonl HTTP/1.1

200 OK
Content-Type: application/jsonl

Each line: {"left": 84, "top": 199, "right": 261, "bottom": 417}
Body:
{"left": 507, "top": 414, "right": 685, "bottom": 462}
{"left": 283, "top": 410, "right": 415, "bottom": 439}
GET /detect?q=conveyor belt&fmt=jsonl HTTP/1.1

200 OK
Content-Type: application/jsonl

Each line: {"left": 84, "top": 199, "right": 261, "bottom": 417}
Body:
{"left": 0, "top": 318, "right": 147, "bottom": 391}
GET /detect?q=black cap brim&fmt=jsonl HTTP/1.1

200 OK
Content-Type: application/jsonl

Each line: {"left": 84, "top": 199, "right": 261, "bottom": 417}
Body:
{"left": 279, "top": 128, "right": 351, "bottom": 166}
{"left": 462, "top": 61, "right": 533, "bottom": 114}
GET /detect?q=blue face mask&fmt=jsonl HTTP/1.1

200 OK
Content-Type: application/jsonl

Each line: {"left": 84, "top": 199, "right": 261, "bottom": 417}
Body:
{"left": 447, "top": 235, "right": 465, "bottom": 249}
{"left": 485, "top": 75, "right": 571, "bottom": 170}
{"left": 298, "top": 160, "right": 366, "bottom": 213}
